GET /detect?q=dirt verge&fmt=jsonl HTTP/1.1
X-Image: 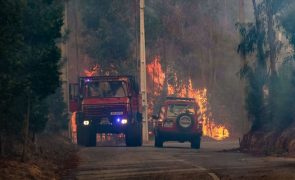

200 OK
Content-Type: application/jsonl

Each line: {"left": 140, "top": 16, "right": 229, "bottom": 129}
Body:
{"left": 240, "top": 126, "right": 295, "bottom": 156}
{"left": 0, "top": 133, "right": 78, "bottom": 180}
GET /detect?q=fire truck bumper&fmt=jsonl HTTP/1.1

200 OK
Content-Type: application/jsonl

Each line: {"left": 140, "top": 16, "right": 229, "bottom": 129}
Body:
{"left": 96, "top": 124, "right": 127, "bottom": 134}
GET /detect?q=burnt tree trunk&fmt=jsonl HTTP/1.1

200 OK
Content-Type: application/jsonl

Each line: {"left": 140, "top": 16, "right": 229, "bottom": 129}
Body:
{"left": 21, "top": 94, "right": 31, "bottom": 162}
{"left": 266, "top": 1, "right": 277, "bottom": 77}
{"left": 239, "top": 0, "right": 245, "bottom": 23}
{"left": 266, "top": 0, "right": 278, "bottom": 125}
{"left": 0, "top": 132, "right": 4, "bottom": 157}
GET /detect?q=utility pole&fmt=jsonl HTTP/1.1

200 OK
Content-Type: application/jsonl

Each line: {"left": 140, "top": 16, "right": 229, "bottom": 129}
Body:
{"left": 140, "top": 0, "right": 148, "bottom": 142}
{"left": 74, "top": 0, "right": 80, "bottom": 78}
{"left": 239, "top": 0, "right": 245, "bottom": 23}
{"left": 64, "top": 0, "right": 69, "bottom": 111}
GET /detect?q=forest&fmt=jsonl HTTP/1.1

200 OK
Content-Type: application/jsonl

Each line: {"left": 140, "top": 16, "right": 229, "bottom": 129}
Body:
{"left": 0, "top": 0, "right": 67, "bottom": 161}
{"left": 1, "top": 0, "right": 295, "bottom": 167}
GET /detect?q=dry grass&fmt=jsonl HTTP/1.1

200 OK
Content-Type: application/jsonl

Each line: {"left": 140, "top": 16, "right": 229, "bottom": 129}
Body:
{"left": 0, "top": 133, "right": 78, "bottom": 180}
{"left": 240, "top": 127, "right": 295, "bottom": 156}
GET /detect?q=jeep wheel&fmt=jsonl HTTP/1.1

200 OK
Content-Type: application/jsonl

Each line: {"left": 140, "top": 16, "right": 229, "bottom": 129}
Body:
{"left": 191, "top": 135, "right": 201, "bottom": 149}
{"left": 77, "top": 125, "right": 96, "bottom": 147}
{"left": 176, "top": 113, "right": 195, "bottom": 131}
{"left": 154, "top": 131, "right": 163, "bottom": 148}
{"left": 125, "top": 123, "right": 142, "bottom": 147}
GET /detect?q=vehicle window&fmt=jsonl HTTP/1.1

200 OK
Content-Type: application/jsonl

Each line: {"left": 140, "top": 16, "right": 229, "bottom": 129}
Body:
{"left": 86, "top": 81, "right": 128, "bottom": 98}
{"left": 167, "top": 104, "right": 195, "bottom": 118}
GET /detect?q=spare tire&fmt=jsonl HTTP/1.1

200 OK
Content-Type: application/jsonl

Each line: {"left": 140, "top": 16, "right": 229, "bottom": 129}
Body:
{"left": 176, "top": 113, "right": 195, "bottom": 131}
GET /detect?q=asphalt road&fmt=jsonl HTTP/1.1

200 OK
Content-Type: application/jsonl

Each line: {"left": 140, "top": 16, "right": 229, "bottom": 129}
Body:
{"left": 71, "top": 139, "right": 295, "bottom": 180}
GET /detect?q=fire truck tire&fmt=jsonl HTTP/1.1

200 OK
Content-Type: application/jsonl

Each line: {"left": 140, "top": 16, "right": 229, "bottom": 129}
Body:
{"left": 86, "top": 127, "right": 96, "bottom": 147}
{"left": 77, "top": 125, "right": 86, "bottom": 146}
{"left": 125, "top": 123, "right": 142, "bottom": 147}
{"left": 77, "top": 125, "right": 96, "bottom": 147}
{"left": 154, "top": 131, "right": 163, "bottom": 148}
{"left": 190, "top": 135, "right": 201, "bottom": 149}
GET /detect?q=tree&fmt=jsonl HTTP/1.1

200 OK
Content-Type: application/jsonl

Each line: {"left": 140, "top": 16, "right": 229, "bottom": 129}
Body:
{"left": 79, "top": 0, "right": 135, "bottom": 73}
{"left": 0, "top": 0, "right": 64, "bottom": 159}
{"left": 46, "top": 88, "right": 68, "bottom": 132}
{"left": 21, "top": 0, "right": 63, "bottom": 161}
{"left": 0, "top": 0, "right": 26, "bottom": 156}
{"left": 237, "top": 0, "right": 267, "bottom": 131}
{"left": 238, "top": 0, "right": 295, "bottom": 132}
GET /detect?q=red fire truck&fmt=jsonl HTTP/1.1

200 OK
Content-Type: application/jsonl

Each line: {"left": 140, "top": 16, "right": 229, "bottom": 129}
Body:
{"left": 69, "top": 76, "right": 142, "bottom": 147}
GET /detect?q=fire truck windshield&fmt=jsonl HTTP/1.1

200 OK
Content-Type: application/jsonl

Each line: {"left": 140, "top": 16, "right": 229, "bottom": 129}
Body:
{"left": 85, "top": 81, "right": 128, "bottom": 98}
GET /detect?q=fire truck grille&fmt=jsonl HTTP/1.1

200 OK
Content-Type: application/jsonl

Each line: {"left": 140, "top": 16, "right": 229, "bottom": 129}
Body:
{"left": 83, "top": 105, "right": 126, "bottom": 117}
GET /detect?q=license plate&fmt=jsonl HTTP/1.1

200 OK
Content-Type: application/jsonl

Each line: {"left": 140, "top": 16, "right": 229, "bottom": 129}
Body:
{"left": 164, "top": 122, "right": 173, "bottom": 128}
{"left": 110, "top": 112, "right": 123, "bottom": 115}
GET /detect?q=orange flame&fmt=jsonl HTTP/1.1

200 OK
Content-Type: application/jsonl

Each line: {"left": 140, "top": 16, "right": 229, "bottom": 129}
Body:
{"left": 147, "top": 57, "right": 230, "bottom": 141}
{"left": 70, "top": 112, "right": 77, "bottom": 144}
{"left": 84, "top": 64, "right": 100, "bottom": 77}
{"left": 147, "top": 56, "right": 165, "bottom": 96}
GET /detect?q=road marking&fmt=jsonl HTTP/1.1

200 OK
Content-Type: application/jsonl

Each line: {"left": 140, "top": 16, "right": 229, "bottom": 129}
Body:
{"left": 77, "top": 146, "right": 222, "bottom": 180}
{"left": 77, "top": 158, "right": 213, "bottom": 179}
{"left": 175, "top": 159, "right": 220, "bottom": 180}
{"left": 77, "top": 167, "right": 207, "bottom": 179}
{"left": 208, "top": 172, "right": 220, "bottom": 180}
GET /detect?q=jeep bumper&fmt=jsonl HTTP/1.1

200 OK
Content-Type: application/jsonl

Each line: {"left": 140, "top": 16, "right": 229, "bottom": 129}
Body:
{"left": 155, "top": 129, "right": 202, "bottom": 142}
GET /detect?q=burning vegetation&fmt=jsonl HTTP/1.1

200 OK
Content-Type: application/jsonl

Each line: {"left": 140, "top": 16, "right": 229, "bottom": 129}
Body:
{"left": 147, "top": 57, "right": 230, "bottom": 141}
{"left": 84, "top": 64, "right": 100, "bottom": 77}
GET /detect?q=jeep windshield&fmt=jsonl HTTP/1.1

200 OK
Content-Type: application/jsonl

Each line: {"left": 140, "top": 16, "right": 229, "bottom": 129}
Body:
{"left": 85, "top": 81, "right": 128, "bottom": 98}
{"left": 167, "top": 104, "right": 195, "bottom": 118}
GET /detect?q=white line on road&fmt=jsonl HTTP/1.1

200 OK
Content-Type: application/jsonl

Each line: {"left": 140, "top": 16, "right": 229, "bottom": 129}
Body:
{"left": 175, "top": 159, "right": 220, "bottom": 180}
{"left": 77, "top": 167, "right": 207, "bottom": 179}
{"left": 208, "top": 172, "right": 220, "bottom": 180}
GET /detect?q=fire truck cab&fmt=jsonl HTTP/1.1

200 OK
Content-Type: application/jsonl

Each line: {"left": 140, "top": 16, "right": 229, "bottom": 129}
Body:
{"left": 69, "top": 76, "right": 142, "bottom": 147}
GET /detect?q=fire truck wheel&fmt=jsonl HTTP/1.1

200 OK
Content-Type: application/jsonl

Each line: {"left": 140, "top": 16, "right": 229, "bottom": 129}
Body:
{"left": 154, "top": 131, "right": 163, "bottom": 148}
{"left": 77, "top": 125, "right": 86, "bottom": 146}
{"left": 77, "top": 125, "right": 96, "bottom": 147}
{"left": 125, "top": 123, "right": 142, "bottom": 147}
{"left": 190, "top": 135, "right": 201, "bottom": 149}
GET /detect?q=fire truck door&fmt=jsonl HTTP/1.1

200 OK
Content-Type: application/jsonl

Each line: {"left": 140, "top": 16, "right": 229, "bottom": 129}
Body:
{"left": 69, "top": 83, "right": 79, "bottom": 112}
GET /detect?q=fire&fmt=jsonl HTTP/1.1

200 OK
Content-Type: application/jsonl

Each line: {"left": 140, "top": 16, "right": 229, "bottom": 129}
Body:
{"left": 84, "top": 64, "right": 100, "bottom": 77}
{"left": 147, "top": 57, "right": 230, "bottom": 141}
{"left": 147, "top": 56, "right": 165, "bottom": 115}
{"left": 70, "top": 112, "right": 77, "bottom": 144}
{"left": 147, "top": 56, "right": 165, "bottom": 96}
{"left": 183, "top": 86, "right": 230, "bottom": 141}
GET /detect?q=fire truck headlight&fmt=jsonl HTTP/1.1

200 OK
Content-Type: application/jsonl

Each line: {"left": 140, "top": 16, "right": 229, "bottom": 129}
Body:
{"left": 121, "top": 119, "right": 128, "bottom": 124}
{"left": 83, "top": 120, "right": 90, "bottom": 126}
